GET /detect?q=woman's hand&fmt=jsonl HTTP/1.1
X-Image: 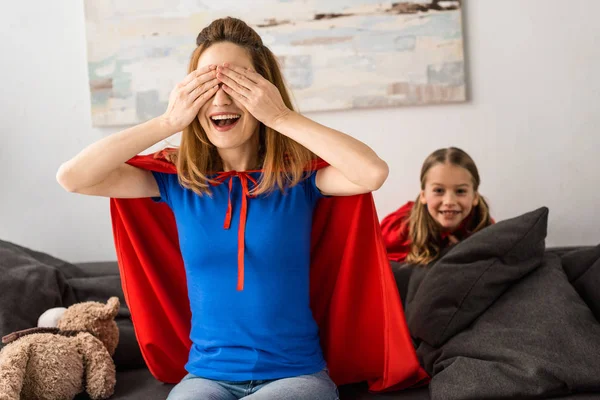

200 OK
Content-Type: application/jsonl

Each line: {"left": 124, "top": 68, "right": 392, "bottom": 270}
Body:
{"left": 161, "top": 65, "right": 220, "bottom": 132}
{"left": 216, "top": 63, "right": 292, "bottom": 128}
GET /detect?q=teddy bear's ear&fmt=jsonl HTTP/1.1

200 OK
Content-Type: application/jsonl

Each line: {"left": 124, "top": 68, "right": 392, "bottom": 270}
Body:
{"left": 100, "top": 297, "right": 120, "bottom": 320}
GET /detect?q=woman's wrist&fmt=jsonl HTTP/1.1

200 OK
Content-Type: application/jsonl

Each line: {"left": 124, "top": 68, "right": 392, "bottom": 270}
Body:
{"left": 268, "top": 108, "right": 295, "bottom": 133}
{"left": 153, "top": 115, "right": 183, "bottom": 138}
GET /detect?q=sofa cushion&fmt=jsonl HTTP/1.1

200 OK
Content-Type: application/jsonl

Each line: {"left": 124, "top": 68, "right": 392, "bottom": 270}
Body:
{"left": 560, "top": 245, "right": 600, "bottom": 321}
{"left": 404, "top": 207, "right": 547, "bottom": 347}
{"left": 0, "top": 239, "right": 78, "bottom": 344}
{"left": 401, "top": 209, "right": 600, "bottom": 399}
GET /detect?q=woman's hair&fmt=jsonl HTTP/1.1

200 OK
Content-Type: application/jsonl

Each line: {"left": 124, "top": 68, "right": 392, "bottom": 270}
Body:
{"left": 406, "top": 147, "right": 492, "bottom": 265}
{"left": 165, "top": 17, "right": 315, "bottom": 195}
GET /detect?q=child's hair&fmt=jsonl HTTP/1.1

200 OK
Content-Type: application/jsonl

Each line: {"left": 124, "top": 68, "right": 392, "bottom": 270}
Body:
{"left": 406, "top": 147, "right": 492, "bottom": 265}
{"left": 165, "top": 17, "right": 315, "bottom": 196}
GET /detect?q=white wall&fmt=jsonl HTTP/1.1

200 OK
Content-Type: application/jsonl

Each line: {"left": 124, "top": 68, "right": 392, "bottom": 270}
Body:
{"left": 1, "top": 1, "right": 598, "bottom": 263}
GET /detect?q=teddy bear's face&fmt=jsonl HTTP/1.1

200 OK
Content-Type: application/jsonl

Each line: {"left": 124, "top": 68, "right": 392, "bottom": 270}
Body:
{"left": 57, "top": 297, "right": 120, "bottom": 356}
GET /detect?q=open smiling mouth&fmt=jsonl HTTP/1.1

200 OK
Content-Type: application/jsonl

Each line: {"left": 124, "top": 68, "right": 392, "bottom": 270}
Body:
{"left": 210, "top": 114, "right": 241, "bottom": 131}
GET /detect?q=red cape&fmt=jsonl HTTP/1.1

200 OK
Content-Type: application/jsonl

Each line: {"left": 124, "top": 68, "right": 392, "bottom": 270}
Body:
{"left": 110, "top": 153, "right": 429, "bottom": 391}
{"left": 380, "top": 201, "right": 414, "bottom": 262}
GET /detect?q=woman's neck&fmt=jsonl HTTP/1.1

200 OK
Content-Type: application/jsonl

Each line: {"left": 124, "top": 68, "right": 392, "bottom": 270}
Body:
{"left": 218, "top": 148, "right": 259, "bottom": 172}
{"left": 216, "top": 130, "right": 261, "bottom": 172}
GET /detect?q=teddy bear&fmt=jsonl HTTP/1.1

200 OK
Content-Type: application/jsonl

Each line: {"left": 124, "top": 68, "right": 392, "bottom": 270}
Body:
{"left": 0, "top": 297, "right": 120, "bottom": 400}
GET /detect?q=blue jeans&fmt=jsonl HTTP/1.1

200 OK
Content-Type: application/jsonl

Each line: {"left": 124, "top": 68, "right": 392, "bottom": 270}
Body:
{"left": 166, "top": 368, "right": 339, "bottom": 400}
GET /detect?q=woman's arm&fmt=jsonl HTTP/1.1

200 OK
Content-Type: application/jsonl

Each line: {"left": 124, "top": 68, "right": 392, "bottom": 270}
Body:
{"left": 57, "top": 66, "right": 219, "bottom": 197}
{"left": 217, "top": 63, "right": 389, "bottom": 196}
{"left": 56, "top": 117, "right": 174, "bottom": 195}
{"left": 270, "top": 111, "right": 389, "bottom": 195}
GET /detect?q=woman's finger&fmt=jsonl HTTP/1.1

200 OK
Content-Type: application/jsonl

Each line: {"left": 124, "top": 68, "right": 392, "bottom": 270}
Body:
{"left": 221, "top": 84, "right": 248, "bottom": 104}
{"left": 184, "top": 67, "right": 217, "bottom": 94}
{"left": 192, "top": 84, "right": 220, "bottom": 108}
{"left": 217, "top": 72, "right": 251, "bottom": 94}
{"left": 189, "top": 78, "right": 219, "bottom": 102}
{"left": 223, "top": 63, "right": 261, "bottom": 85}
{"left": 180, "top": 64, "right": 215, "bottom": 88}
{"left": 218, "top": 66, "right": 257, "bottom": 91}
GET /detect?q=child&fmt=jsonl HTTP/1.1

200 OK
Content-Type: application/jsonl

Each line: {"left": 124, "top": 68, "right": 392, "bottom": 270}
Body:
{"left": 381, "top": 147, "right": 493, "bottom": 265}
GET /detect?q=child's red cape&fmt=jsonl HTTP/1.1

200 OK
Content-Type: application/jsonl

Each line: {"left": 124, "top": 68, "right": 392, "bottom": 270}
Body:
{"left": 109, "top": 152, "right": 429, "bottom": 391}
{"left": 380, "top": 201, "right": 415, "bottom": 262}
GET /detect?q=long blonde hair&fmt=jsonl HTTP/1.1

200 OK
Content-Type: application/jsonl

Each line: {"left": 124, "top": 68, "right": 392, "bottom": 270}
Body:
{"left": 164, "top": 17, "right": 315, "bottom": 195}
{"left": 406, "top": 147, "right": 492, "bottom": 265}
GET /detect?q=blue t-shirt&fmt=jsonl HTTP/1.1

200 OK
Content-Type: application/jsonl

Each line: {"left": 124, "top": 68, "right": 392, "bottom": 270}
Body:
{"left": 152, "top": 170, "right": 326, "bottom": 381}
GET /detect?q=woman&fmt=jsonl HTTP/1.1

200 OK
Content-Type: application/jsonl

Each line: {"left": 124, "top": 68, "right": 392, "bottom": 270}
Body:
{"left": 57, "top": 17, "right": 388, "bottom": 400}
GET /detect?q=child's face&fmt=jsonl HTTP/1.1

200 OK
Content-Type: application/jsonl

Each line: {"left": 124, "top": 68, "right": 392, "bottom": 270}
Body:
{"left": 420, "top": 163, "right": 479, "bottom": 232}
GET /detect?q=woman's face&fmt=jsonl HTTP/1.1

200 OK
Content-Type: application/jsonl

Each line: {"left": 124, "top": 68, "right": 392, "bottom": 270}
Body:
{"left": 196, "top": 42, "right": 259, "bottom": 153}
{"left": 420, "top": 163, "right": 479, "bottom": 232}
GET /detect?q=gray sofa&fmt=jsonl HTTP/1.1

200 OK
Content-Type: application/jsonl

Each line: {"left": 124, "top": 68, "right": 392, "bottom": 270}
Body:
{"left": 2, "top": 207, "right": 600, "bottom": 400}
{"left": 390, "top": 208, "right": 600, "bottom": 400}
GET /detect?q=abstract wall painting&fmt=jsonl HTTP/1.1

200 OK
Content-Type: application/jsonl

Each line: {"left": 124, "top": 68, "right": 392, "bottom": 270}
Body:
{"left": 84, "top": 0, "right": 465, "bottom": 126}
